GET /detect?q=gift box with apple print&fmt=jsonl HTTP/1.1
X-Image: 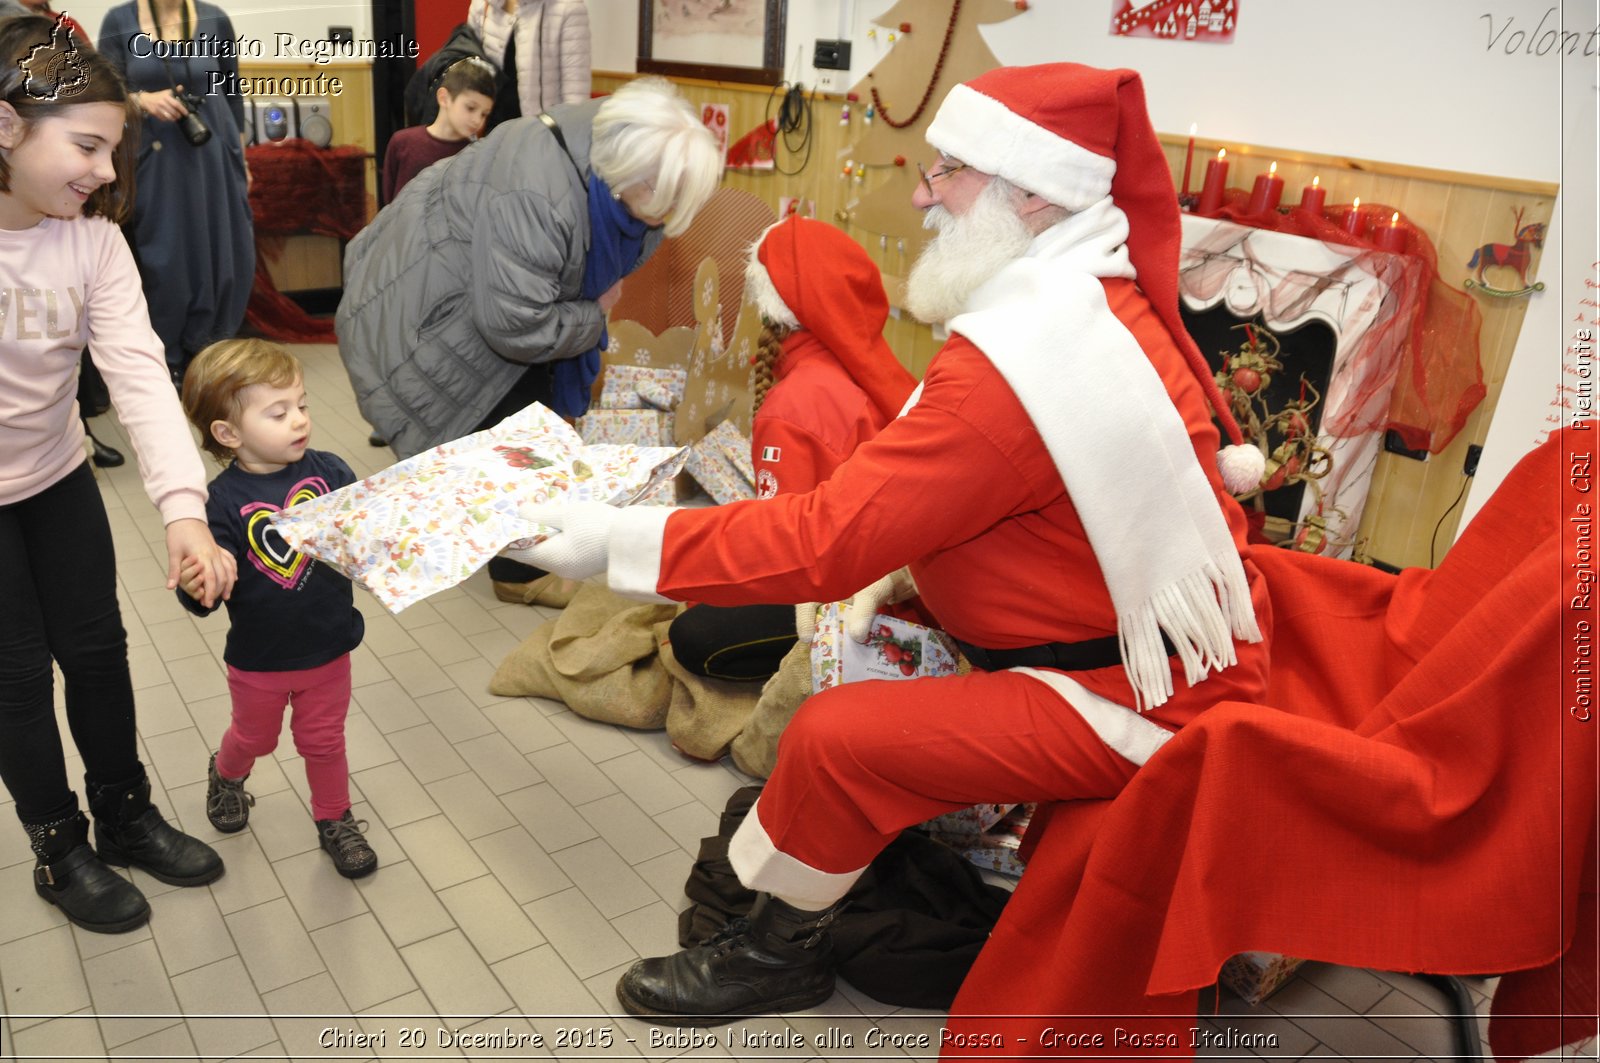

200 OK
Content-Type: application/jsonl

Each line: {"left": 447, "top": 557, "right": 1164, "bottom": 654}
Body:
{"left": 808, "top": 603, "right": 961, "bottom": 693}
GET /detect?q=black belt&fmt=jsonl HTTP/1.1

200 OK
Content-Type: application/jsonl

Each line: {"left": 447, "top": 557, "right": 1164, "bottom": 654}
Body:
{"left": 955, "top": 632, "right": 1177, "bottom": 673}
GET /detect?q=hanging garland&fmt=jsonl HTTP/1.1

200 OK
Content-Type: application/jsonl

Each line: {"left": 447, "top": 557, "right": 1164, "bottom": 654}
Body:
{"left": 869, "top": 0, "right": 962, "bottom": 130}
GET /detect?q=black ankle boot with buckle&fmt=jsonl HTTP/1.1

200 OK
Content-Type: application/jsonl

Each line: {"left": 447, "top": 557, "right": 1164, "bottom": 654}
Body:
{"left": 88, "top": 772, "right": 224, "bottom": 887}
{"left": 26, "top": 810, "right": 150, "bottom": 933}
{"left": 616, "top": 892, "right": 839, "bottom": 1025}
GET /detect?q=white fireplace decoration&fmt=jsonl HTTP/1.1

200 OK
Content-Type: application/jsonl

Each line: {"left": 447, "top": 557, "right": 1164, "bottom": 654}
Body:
{"left": 1179, "top": 214, "right": 1417, "bottom": 560}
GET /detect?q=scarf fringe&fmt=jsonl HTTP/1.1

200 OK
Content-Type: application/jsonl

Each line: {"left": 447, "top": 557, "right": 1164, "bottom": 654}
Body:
{"left": 1118, "top": 554, "right": 1261, "bottom": 713}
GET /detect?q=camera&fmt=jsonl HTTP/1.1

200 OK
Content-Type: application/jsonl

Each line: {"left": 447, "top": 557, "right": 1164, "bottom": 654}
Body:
{"left": 175, "top": 91, "right": 211, "bottom": 147}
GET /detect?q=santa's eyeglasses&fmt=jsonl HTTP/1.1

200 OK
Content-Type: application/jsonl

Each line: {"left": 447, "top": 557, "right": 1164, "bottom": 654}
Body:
{"left": 916, "top": 159, "right": 969, "bottom": 197}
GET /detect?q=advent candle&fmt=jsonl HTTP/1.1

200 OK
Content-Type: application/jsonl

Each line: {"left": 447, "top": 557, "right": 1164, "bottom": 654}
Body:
{"left": 1375, "top": 211, "right": 1408, "bottom": 252}
{"left": 1343, "top": 197, "right": 1367, "bottom": 237}
{"left": 1245, "top": 161, "right": 1284, "bottom": 214}
{"left": 1181, "top": 123, "right": 1197, "bottom": 198}
{"left": 1298, "top": 175, "right": 1326, "bottom": 217}
{"left": 1196, "top": 148, "right": 1229, "bottom": 216}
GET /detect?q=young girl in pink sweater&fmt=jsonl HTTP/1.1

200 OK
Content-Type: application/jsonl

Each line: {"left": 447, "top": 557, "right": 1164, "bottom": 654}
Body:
{"left": 0, "top": 14, "right": 237, "bottom": 933}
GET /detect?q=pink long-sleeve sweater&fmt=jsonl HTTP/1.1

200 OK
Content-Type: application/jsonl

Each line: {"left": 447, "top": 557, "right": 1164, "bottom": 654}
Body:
{"left": 0, "top": 214, "right": 207, "bottom": 524}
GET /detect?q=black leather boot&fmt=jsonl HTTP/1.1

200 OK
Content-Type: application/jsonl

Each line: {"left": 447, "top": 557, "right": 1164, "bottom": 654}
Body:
{"left": 27, "top": 810, "right": 150, "bottom": 933}
{"left": 84, "top": 423, "right": 124, "bottom": 468}
{"left": 616, "top": 893, "right": 838, "bottom": 1025}
{"left": 88, "top": 773, "right": 224, "bottom": 887}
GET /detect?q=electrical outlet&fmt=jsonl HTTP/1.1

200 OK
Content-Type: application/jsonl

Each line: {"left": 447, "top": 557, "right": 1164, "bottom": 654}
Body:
{"left": 1382, "top": 429, "right": 1429, "bottom": 462}
{"left": 814, "top": 39, "right": 851, "bottom": 70}
{"left": 1464, "top": 443, "right": 1483, "bottom": 476}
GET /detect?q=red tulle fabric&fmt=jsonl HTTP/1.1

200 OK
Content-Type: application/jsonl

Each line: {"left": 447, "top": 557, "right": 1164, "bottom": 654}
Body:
{"left": 243, "top": 141, "right": 371, "bottom": 344}
{"left": 1199, "top": 192, "right": 1485, "bottom": 453}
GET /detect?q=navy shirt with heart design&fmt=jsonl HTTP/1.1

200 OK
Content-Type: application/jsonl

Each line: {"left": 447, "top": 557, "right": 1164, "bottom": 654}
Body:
{"left": 178, "top": 450, "right": 365, "bottom": 672}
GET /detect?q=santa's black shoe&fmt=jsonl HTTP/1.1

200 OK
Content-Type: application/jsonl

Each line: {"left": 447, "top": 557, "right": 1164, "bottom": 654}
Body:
{"left": 615, "top": 893, "right": 837, "bottom": 1025}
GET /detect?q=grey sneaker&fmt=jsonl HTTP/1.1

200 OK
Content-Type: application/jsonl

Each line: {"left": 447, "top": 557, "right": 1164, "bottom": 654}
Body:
{"left": 316, "top": 810, "right": 378, "bottom": 879}
{"left": 205, "top": 754, "right": 254, "bottom": 833}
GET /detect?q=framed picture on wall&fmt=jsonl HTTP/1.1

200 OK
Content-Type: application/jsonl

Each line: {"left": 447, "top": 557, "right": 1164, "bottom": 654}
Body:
{"left": 637, "top": 0, "right": 787, "bottom": 86}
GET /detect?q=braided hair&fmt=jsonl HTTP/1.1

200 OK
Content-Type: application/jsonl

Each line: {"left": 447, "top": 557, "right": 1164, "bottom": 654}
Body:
{"left": 750, "top": 319, "right": 793, "bottom": 415}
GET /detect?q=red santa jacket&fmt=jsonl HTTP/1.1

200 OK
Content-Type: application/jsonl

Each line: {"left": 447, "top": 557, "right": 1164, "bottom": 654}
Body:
{"left": 611, "top": 278, "right": 1271, "bottom": 724}
{"left": 751, "top": 331, "right": 895, "bottom": 500}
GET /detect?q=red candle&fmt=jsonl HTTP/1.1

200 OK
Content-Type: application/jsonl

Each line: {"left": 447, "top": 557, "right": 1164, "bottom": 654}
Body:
{"left": 1297, "top": 175, "right": 1326, "bottom": 217}
{"left": 1196, "top": 148, "right": 1229, "bottom": 216}
{"left": 1374, "top": 211, "right": 1408, "bottom": 252}
{"left": 1343, "top": 197, "right": 1367, "bottom": 237}
{"left": 1245, "top": 161, "right": 1284, "bottom": 214}
{"left": 1181, "top": 123, "right": 1197, "bottom": 197}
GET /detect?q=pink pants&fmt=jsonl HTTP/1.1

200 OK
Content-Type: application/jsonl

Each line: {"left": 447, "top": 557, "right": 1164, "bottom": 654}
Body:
{"left": 218, "top": 655, "right": 352, "bottom": 822}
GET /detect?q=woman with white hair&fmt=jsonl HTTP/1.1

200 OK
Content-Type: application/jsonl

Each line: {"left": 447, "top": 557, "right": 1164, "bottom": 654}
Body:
{"left": 337, "top": 76, "right": 722, "bottom": 463}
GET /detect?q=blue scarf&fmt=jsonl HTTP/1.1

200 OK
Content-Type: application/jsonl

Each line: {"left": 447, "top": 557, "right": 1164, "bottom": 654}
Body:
{"left": 551, "top": 174, "right": 651, "bottom": 418}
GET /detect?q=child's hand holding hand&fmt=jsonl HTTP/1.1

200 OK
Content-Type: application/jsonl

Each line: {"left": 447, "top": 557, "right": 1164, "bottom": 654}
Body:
{"left": 177, "top": 557, "right": 206, "bottom": 601}
{"left": 166, "top": 518, "right": 237, "bottom": 607}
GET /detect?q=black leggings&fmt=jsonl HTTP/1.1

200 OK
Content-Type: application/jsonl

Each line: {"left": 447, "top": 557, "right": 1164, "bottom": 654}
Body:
{"left": 0, "top": 463, "right": 142, "bottom": 822}
{"left": 669, "top": 603, "right": 799, "bottom": 682}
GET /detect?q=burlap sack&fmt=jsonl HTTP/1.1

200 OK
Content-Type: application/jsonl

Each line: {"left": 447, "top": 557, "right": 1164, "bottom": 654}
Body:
{"left": 488, "top": 583, "right": 679, "bottom": 729}
{"left": 659, "top": 641, "right": 762, "bottom": 763}
{"left": 728, "top": 638, "right": 813, "bottom": 778}
{"left": 489, "top": 583, "right": 763, "bottom": 757}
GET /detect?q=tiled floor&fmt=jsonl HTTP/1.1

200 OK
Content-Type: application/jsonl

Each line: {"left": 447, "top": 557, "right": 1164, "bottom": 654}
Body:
{"left": 0, "top": 343, "right": 1558, "bottom": 1061}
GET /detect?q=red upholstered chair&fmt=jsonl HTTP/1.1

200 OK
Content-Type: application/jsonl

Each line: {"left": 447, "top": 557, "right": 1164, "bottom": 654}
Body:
{"left": 944, "top": 435, "right": 1591, "bottom": 1061}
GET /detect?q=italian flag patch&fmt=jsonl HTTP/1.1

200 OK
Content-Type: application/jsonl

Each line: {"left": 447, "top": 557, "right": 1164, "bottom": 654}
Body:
{"left": 761, "top": 446, "right": 781, "bottom": 463}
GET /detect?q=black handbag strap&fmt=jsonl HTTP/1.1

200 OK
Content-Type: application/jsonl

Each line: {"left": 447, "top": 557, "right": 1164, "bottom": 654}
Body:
{"left": 537, "top": 111, "right": 586, "bottom": 187}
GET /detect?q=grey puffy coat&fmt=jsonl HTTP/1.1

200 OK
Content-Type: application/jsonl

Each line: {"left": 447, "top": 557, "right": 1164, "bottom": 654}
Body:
{"left": 336, "top": 97, "right": 663, "bottom": 458}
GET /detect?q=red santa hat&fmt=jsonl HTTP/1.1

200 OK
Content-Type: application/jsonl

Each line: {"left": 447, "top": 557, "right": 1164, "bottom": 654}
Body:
{"left": 746, "top": 216, "right": 917, "bottom": 421}
{"left": 926, "top": 63, "right": 1264, "bottom": 492}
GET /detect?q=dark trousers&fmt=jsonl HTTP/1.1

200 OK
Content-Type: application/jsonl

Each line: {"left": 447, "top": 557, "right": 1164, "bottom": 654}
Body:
{"left": 669, "top": 603, "right": 798, "bottom": 681}
{"left": 0, "top": 463, "right": 141, "bottom": 822}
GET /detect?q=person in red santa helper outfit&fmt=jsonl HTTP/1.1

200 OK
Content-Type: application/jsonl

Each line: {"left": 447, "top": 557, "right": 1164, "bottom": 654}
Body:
{"left": 507, "top": 62, "right": 1272, "bottom": 1023}
{"left": 667, "top": 214, "right": 920, "bottom": 682}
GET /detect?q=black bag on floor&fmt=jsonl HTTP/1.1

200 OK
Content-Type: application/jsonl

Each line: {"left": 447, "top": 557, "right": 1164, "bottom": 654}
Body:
{"left": 678, "top": 785, "right": 1011, "bottom": 1009}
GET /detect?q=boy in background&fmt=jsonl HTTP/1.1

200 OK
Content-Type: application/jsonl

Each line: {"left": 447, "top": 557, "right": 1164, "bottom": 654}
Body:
{"left": 381, "top": 56, "right": 497, "bottom": 203}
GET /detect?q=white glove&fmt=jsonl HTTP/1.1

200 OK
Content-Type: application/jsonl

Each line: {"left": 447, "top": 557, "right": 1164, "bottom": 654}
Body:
{"left": 844, "top": 567, "right": 919, "bottom": 644}
{"left": 793, "top": 602, "right": 820, "bottom": 643}
{"left": 505, "top": 501, "right": 619, "bottom": 582}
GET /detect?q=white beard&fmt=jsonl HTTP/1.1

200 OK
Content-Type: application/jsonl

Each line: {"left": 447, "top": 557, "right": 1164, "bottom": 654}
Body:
{"left": 904, "top": 182, "right": 1036, "bottom": 326}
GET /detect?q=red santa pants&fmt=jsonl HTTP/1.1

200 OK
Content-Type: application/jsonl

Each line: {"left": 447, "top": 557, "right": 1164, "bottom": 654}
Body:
{"left": 730, "top": 668, "right": 1144, "bottom": 909}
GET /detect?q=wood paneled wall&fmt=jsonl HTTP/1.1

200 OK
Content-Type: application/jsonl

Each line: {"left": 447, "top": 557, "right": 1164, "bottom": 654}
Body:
{"left": 237, "top": 62, "right": 376, "bottom": 293}
{"left": 608, "top": 73, "right": 1566, "bottom": 568}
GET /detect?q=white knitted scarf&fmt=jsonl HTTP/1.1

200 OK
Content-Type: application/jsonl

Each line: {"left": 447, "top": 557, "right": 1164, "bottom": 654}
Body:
{"left": 946, "top": 198, "right": 1262, "bottom": 711}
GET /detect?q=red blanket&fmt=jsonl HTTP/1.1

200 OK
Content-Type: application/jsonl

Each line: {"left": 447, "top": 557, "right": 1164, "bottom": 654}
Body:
{"left": 942, "top": 433, "right": 1596, "bottom": 1060}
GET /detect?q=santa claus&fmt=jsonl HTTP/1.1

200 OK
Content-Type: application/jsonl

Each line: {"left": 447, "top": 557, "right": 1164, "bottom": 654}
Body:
{"left": 508, "top": 61, "right": 1272, "bottom": 1023}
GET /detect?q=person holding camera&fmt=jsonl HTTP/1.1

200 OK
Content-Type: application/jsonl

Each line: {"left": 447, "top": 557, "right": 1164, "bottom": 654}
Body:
{"left": 98, "top": 0, "right": 254, "bottom": 388}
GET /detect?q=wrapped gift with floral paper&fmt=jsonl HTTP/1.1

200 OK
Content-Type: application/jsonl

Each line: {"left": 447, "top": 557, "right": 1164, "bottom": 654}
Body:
{"left": 269, "top": 404, "right": 686, "bottom": 613}
{"left": 683, "top": 419, "right": 756, "bottom": 504}
{"left": 1218, "top": 952, "right": 1307, "bottom": 1005}
{"left": 921, "top": 803, "right": 1035, "bottom": 878}
{"left": 704, "top": 416, "right": 755, "bottom": 485}
{"left": 574, "top": 409, "right": 676, "bottom": 448}
{"left": 809, "top": 603, "right": 961, "bottom": 692}
{"left": 598, "top": 364, "right": 688, "bottom": 411}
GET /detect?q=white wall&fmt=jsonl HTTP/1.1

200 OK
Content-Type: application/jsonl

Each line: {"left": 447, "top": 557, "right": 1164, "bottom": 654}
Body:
{"left": 597, "top": 0, "right": 1579, "bottom": 183}
{"left": 66, "top": 0, "right": 1579, "bottom": 185}
{"left": 61, "top": 1, "right": 372, "bottom": 52}
{"left": 1459, "top": 0, "right": 1597, "bottom": 528}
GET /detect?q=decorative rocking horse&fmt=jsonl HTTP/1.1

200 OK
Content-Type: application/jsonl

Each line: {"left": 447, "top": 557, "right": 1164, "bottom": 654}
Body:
{"left": 1464, "top": 206, "right": 1547, "bottom": 298}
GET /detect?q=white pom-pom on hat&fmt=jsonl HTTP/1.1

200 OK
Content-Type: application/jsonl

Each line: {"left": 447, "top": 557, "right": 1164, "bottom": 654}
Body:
{"left": 1218, "top": 443, "right": 1266, "bottom": 495}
